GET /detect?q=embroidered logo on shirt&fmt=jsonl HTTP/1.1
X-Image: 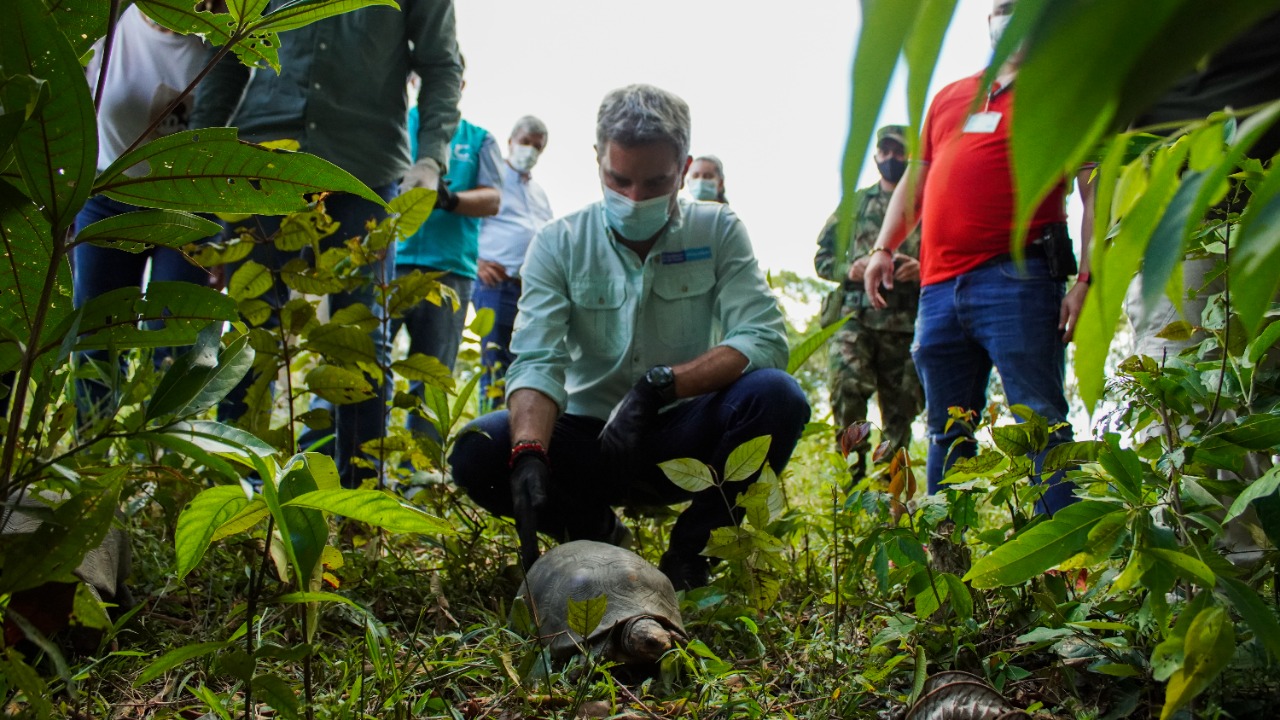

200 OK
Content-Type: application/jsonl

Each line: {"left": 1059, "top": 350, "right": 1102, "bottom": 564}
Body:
{"left": 660, "top": 246, "right": 712, "bottom": 264}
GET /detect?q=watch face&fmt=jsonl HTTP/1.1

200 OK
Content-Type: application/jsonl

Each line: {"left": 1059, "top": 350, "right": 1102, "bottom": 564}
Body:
{"left": 647, "top": 365, "right": 675, "bottom": 388}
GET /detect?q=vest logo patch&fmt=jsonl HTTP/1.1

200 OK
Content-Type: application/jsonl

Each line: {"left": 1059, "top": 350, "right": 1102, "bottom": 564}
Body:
{"left": 660, "top": 246, "right": 712, "bottom": 264}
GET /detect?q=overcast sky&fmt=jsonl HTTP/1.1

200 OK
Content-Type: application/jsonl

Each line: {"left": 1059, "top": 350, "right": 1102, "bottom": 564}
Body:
{"left": 452, "top": 0, "right": 1002, "bottom": 276}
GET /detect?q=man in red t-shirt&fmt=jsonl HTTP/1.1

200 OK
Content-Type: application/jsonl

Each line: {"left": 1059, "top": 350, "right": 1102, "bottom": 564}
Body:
{"left": 863, "top": 0, "right": 1095, "bottom": 515}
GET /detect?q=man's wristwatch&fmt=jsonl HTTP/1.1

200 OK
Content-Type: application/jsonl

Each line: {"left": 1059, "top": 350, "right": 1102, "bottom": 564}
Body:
{"left": 644, "top": 365, "right": 677, "bottom": 405}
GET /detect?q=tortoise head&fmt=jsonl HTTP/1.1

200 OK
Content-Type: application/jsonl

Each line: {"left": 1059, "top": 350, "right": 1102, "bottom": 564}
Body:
{"left": 612, "top": 615, "right": 679, "bottom": 664}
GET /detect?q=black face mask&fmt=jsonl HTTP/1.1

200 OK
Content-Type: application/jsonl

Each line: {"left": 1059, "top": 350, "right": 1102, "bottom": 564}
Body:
{"left": 877, "top": 157, "right": 907, "bottom": 184}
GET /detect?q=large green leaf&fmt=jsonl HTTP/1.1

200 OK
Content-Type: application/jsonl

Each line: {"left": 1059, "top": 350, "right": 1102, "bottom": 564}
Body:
{"left": 284, "top": 489, "right": 455, "bottom": 535}
{"left": 251, "top": 673, "right": 299, "bottom": 720}
{"left": 0, "top": 74, "right": 47, "bottom": 158}
{"left": 723, "top": 435, "right": 771, "bottom": 483}
{"left": 567, "top": 594, "right": 609, "bottom": 639}
{"left": 253, "top": 0, "right": 400, "bottom": 34}
{"left": 147, "top": 333, "right": 254, "bottom": 423}
{"left": 94, "top": 128, "right": 386, "bottom": 214}
{"left": 163, "top": 419, "right": 280, "bottom": 467}
{"left": 387, "top": 186, "right": 435, "bottom": 241}
{"left": 72, "top": 281, "right": 239, "bottom": 351}
{"left": 1162, "top": 605, "right": 1235, "bottom": 720}
{"left": 0, "top": 481, "right": 123, "bottom": 595}
{"left": 136, "top": 0, "right": 271, "bottom": 69}
{"left": 962, "top": 501, "right": 1121, "bottom": 588}
{"left": 1217, "top": 575, "right": 1280, "bottom": 661}
{"left": 1223, "top": 466, "right": 1280, "bottom": 524}
{"left": 274, "top": 452, "right": 341, "bottom": 589}
{"left": 302, "top": 323, "right": 378, "bottom": 368}
{"left": 174, "top": 484, "right": 254, "bottom": 580}
{"left": 305, "top": 364, "right": 374, "bottom": 404}
{"left": 658, "top": 457, "right": 716, "bottom": 493}
{"left": 1076, "top": 141, "right": 1190, "bottom": 410}
{"left": 391, "top": 352, "right": 455, "bottom": 391}
{"left": 786, "top": 312, "right": 851, "bottom": 375}
{"left": 134, "top": 641, "right": 230, "bottom": 686}
{"left": 0, "top": 180, "right": 70, "bottom": 374}
{"left": 0, "top": 0, "right": 97, "bottom": 231}
{"left": 73, "top": 209, "right": 221, "bottom": 254}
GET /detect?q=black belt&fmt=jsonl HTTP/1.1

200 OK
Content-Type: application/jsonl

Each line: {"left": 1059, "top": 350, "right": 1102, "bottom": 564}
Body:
{"left": 979, "top": 243, "right": 1046, "bottom": 268}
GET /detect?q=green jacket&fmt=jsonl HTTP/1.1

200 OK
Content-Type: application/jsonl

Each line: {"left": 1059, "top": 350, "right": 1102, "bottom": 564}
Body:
{"left": 190, "top": 0, "right": 462, "bottom": 189}
{"left": 814, "top": 183, "right": 920, "bottom": 333}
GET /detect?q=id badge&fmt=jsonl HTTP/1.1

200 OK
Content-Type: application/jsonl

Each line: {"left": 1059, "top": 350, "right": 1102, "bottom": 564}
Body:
{"left": 963, "top": 111, "right": 1002, "bottom": 133}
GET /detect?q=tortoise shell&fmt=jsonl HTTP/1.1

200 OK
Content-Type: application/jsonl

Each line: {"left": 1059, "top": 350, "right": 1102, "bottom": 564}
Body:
{"left": 515, "top": 540, "right": 686, "bottom": 660}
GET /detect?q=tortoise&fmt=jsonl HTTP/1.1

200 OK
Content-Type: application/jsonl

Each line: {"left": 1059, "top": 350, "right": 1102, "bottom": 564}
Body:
{"left": 514, "top": 540, "right": 687, "bottom": 665}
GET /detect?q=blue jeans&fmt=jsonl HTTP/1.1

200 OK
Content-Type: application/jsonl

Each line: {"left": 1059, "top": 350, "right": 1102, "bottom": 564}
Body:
{"left": 389, "top": 267, "right": 473, "bottom": 437}
{"left": 449, "top": 368, "right": 811, "bottom": 558}
{"left": 72, "top": 195, "right": 215, "bottom": 414}
{"left": 218, "top": 186, "right": 398, "bottom": 488}
{"left": 471, "top": 277, "right": 520, "bottom": 412}
{"left": 912, "top": 257, "right": 1076, "bottom": 514}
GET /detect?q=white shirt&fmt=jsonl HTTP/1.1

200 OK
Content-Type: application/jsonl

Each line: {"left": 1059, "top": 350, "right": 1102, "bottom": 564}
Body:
{"left": 477, "top": 162, "right": 554, "bottom": 275}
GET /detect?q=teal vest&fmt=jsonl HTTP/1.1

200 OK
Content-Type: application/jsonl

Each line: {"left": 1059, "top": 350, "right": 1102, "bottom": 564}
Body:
{"left": 396, "top": 114, "right": 488, "bottom": 277}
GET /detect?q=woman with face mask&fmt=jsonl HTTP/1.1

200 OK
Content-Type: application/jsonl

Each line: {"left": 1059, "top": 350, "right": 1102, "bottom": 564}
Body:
{"left": 686, "top": 154, "right": 728, "bottom": 204}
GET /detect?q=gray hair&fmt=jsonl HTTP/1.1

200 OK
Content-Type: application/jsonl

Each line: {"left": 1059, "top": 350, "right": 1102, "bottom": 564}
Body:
{"left": 511, "top": 115, "right": 548, "bottom": 139}
{"left": 595, "top": 84, "right": 690, "bottom": 160}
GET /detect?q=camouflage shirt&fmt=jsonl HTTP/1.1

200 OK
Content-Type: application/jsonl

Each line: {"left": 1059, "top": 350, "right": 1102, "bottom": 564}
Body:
{"left": 814, "top": 182, "right": 921, "bottom": 333}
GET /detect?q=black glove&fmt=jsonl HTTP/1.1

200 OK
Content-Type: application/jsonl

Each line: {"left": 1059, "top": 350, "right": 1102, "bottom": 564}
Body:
{"left": 598, "top": 367, "right": 676, "bottom": 463}
{"left": 510, "top": 446, "right": 549, "bottom": 569}
{"left": 434, "top": 176, "right": 459, "bottom": 212}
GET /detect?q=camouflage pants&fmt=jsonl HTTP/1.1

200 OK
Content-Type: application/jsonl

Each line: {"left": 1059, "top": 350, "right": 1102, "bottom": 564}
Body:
{"left": 828, "top": 324, "right": 924, "bottom": 457}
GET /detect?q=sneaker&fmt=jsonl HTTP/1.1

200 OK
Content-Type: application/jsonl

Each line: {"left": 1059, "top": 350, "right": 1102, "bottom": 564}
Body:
{"left": 658, "top": 551, "right": 710, "bottom": 591}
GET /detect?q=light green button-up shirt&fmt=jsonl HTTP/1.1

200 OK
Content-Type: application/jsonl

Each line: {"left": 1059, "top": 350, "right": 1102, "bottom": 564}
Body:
{"left": 507, "top": 198, "right": 789, "bottom": 420}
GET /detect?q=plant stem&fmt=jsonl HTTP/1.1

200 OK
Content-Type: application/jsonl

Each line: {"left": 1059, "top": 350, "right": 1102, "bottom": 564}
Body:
{"left": 243, "top": 516, "right": 275, "bottom": 720}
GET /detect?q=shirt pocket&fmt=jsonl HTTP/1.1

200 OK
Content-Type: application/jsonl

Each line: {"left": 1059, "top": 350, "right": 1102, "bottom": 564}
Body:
{"left": 569, "top": 279, "right": 628, "bottom": 356}
{"left": 652, "top": 269, "right": 716, "bottom": 347}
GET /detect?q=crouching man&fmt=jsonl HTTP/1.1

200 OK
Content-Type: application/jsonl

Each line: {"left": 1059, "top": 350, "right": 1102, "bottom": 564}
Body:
{"left": 449, "top": 84, "right": 810, "bottom": 589}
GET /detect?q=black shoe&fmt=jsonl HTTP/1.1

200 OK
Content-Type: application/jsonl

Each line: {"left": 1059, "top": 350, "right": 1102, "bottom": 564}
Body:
{"left": 658, "top": 551, "right": 710, "bottom": 591}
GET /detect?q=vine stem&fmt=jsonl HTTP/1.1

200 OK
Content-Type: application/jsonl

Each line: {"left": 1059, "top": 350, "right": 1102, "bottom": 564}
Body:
{"left": 244, "top": 515, "right": 276, "bottom": 720}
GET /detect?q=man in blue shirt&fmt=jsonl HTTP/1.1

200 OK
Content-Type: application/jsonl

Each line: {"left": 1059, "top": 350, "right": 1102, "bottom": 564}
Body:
{"left": 449, "top": 85, "right": 810, "bottom": 588}
{"left": 394, "top": 80, "right": 503, "bottom": 437}
{"left": 474, "top": 116, "right": 554, "bottom": 412}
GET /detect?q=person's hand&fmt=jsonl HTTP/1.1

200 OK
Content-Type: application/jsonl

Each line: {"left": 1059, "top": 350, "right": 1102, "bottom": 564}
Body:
{"left": 598, "top": 374, "right": 670, "bottom": 463}
{"left": 846, "top": 256, "right": 869, "bottom": 283}
{"left": 863, "top": 250, "right": 896, "bottom": 309}
{"left": 1059, "top": 280, "right": 1089, "bottom": 343}
{"left": 510, "top": 448, "right": 550, "bottom": 569}
{"left": 434, "top": 176, "right": 459, "bottom": 212}
{"left": 477, "top": 259, "right": 510, "bottom": 287}
{"left": 893, "top": 256, "right": 920, "bottom": 283}
{"left": 401, "top": 157, "right": 441, "bottom": 192}
{"left": 207, "top": 264, "right": 227, "bottom": 291}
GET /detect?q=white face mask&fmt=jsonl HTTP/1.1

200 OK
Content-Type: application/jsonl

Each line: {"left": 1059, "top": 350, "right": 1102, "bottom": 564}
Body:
{"left": 989, "top": 14, "right": 1011, "bottom": 49}
{"left": 509, "top": 144, "right": 540, "bottom": 173}
{"left": 602, "top": 185, "right": 674, "bottom": 241}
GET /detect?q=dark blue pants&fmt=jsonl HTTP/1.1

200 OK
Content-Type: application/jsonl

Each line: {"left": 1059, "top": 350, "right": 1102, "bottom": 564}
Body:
{"left": 218, "top": 186, "right": 397, "bottom": 488}
{"left": 471, "top": 277, "right": 520, "bottom": 412}
{"left": 449, "top": 368, "right": 811, "bottom": 557}
{"left": 912, "top": 256, "right": 1076, "bottom": 514}
{"left": 72, "top": 195, "right": 214, "bottom": 414}
{"left": 388, "top": 266, "right": 473, "bottom": 437}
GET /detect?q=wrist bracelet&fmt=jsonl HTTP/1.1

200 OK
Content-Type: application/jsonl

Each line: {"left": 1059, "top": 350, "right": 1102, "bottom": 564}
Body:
{"left": 510, "top": 440, "right": 550, "bottom": 468}
{"left": 869, "top": 247, "right": 893, "bottom": 258}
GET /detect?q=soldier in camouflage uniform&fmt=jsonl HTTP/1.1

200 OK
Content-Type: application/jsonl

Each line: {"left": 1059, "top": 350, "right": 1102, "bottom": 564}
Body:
{"left": 815, "top": 125, "right": 923, "bottom": 478}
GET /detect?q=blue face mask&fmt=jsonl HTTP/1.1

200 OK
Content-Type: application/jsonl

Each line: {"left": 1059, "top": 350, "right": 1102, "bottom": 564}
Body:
{"left": 688, "top": 178, "right": 719, "bottom": 201}
{"left": 602, "top": 185, "right": 674, "bottom": 241}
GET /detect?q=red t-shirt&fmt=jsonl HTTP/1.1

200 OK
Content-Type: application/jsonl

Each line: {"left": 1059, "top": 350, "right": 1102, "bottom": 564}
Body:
{"left": 919, "top": 72, "right": 1068, "bottom": 286}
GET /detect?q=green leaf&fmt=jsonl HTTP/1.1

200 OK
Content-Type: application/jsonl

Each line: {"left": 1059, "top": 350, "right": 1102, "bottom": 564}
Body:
{"left": 386, "top": 186, "right": 435, "bottom": 240}
{"left": 787, "top": 312, "right": 851, "bottom": 374}
{"left": 0, "top": 180, "right": 71, "bottom": 375}
{"left": 962, "top": 501, "right": 1121, "bottom": 588}
{"left": 274, "top": 453, "right": 340, "bottom": 589}
{"left": 1217, "top": 575, "right": 1280, "bottom": 661}
{"left": 567, "top": 594, "right": 608, "bottom": 639}
{"left": 659, "top": 457, "right": 715, "bottom": 492}
{"left": 276, "top": 591, "right": 375, "bottom": 621}
{"left": 163, "top": 419, "right": 279, "bottom": 467}
{"left": 736, "top": 479, "right": 776, "bottom": 531}
{"left": 229, "top": 260, "right": 274, "bottom": 301}
{"left": 391, "top": 352, "right": 455, "bottom": 391}
{"left": 251, "top": 673, "right": 299, "bottom": 720}
{"left": 211, "top": 498, "right": 270, "bottom": 542}
{"left": 0, "top": 74, "right": 49, "bottom": 159}
{"left": 1146, "top": 548, "right": 1215, "bottom": 587}
{"left": 135, "top": 641, "right": 229, "bottom": 686}
{"left": 284, "top": 489, "right": 455, "bottom": 535}
{"left": 303, "top": 323, "right": 378, "bottom": 368}
{"left": 94, "top": 128, "right": 386, "bottom": 214}
{"left": 73, "top": 281, "right": 239, "bottom": 351}
{"left": 1, "top": 648, "right": 53, "bottom": 719}
{"left": 1, "top": 0, "right": 97, "bottom": 231}
{"left": 305, "top": 364, "right": 374, "bottom": 404}
{"left": 147, "top": 328, "right": 250, "bottom": 422}
{"left": 175, "top": 485, "right": 254, "bottom": 580}
{"left": 73, "top": 209, "right": 221, "bottom": 254}
{"left": 1098, "top": 434, "right": 1145, "bottom": 504}
{"left": 1162, "top": 606, "right": 1235, "bottom": 720}
{"left": 1043, "top": 440, "right": 1104, "bottom": 472}
{"left": 723, "top": 435, "right": 771, "bottom": 483}
{"left": 0, "top": 482, "right": 123, "bottom": 595}
{"left": 991, "top": 425, "right": 1035, "bottom": 457}
{"left": 1247, "top": 319, "right": 1280, "bottom": 365}
{"left": 941, "top": 573, "right": 972, "bottom": 620}
{"left": 1224, "top": 467, "right": 1280, "bottom": 524}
